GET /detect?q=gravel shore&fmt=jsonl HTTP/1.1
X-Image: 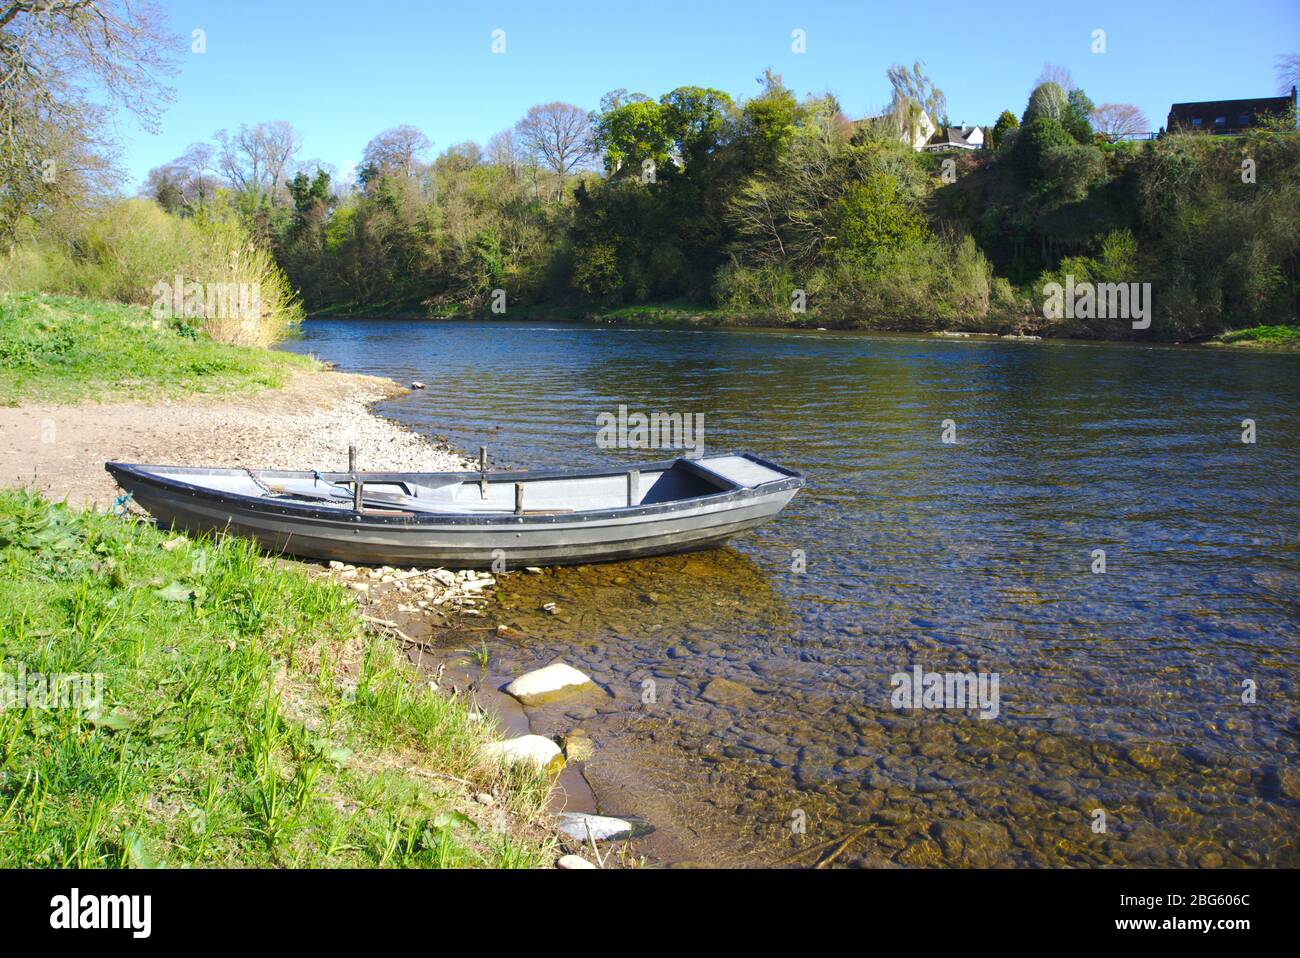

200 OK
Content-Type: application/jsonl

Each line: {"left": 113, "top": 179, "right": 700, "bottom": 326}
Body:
{"left": 1, "top": 368, "right": 472, "bottom": 508}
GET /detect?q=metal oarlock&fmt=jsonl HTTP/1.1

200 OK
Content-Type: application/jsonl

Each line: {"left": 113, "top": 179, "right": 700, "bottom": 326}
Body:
{"left": 349, "top": 445, "right": 362, "bottom": 511}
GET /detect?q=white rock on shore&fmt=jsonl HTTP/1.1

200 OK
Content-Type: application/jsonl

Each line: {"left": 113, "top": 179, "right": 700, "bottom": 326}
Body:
{"left": 480, "top": 734, "right": 564, "bottom": 773}
{"left": 504, "top": 662, "right": 595, "bottom": 706}
{"left": 557, "top": 854, "right": 597, "bottom": 870}
{"left": 556, "top": 812, "right": 651, "bottom": 843}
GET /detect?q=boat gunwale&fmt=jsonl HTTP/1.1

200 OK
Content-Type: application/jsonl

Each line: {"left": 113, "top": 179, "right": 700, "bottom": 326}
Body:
{"left": 104, "top": 453, "right": 805, "bottom": 528}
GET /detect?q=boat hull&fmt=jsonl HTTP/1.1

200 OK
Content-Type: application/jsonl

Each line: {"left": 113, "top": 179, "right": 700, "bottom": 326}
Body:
{"left": 106, "top": 457, "right": 803, "bottom": 568}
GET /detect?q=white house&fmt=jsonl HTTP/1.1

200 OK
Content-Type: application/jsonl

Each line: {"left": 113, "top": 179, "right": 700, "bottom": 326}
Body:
{"left": 859, "top": 109, "right": 937, "bottom": 151}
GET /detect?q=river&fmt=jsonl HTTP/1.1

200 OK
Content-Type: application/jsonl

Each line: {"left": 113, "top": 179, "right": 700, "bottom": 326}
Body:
{"left": 283, "top": 318, "right": 1300, "bottom": 867}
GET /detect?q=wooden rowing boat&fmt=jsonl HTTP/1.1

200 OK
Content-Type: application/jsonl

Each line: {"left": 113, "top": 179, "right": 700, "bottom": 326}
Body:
{"left": 104, "top": 453, "right": 804, "bottom": 568}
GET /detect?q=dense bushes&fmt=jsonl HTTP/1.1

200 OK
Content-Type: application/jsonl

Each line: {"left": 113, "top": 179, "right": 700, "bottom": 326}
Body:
{"left": 1008, "top": 127, "right": 1299, "bottom": 338}
{"left": 715, "top": 232, "right": 993, "bottom": 328}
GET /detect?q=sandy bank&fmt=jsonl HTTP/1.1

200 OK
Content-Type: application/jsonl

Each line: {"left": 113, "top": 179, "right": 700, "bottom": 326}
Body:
{"left": 1, "top": 367, "right": 471, "bottom": 508}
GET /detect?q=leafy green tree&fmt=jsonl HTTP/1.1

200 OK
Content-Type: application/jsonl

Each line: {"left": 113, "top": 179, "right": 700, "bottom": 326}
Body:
{"left": 280, "top": 169, "right": 335, "bottom": 303}
{"left": 287, "top": 169, "right": 333, "bottom": 237}
{"left": 736, "top": 70, "right": 801, "bottom": 175}
{"left": 991, "top": 111, "right": 1019, "bottom": 149}
{"left": 1062, "top": 89, "right": 1096, "bottom": 144}
{"left": 146, "top": 167, "right": 187, "bottom": 214}
{"left": 1013, "top": 116, "right": 1074, "bottom": 179}
{"left": 592, "top": 99, "right": 673, "bottom": 177}
{"left": 659, "top": 86, "right": 733, "bottom": 166}
{"left": 833, "top": 172, "right": 927, "bottom": 253}
{"left": 570, "top": 241, "right": 623, "bottom": 301}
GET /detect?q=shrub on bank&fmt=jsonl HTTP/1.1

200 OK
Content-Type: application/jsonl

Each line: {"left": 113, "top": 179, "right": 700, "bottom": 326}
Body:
{"left": 713, "top": 232, "right": 993, "bottom": 330}
{"left": 0, "top": 199, "right": 302, "bottom": 347}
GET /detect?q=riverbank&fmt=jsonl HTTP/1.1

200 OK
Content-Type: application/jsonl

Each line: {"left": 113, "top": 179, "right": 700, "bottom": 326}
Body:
{"left": 312, "top": 298, "right": 1007, "bottom": 332}
{"left": 1, "top": 364, "right": 467, "bottom": 508}
{"left": 0, "top": 292, "right": 626, "bottom": 869}
{"left": 0, "top": 292, "right": 314, "bottom": 405}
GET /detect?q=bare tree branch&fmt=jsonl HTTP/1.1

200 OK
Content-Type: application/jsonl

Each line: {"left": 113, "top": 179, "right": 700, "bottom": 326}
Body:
{"left": 514, "top": 102, "right": 594, "bottom": 201}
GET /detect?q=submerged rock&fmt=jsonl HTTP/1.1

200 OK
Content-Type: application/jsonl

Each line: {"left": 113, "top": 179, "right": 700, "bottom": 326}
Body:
{"left": 563, "top": 730, "right": 595, "bottom": 763}
{"left": 932, "top": 819, "right": 1012, "bottom": 867}
{"left": 897, "top": 838, "right": 944, "bottom": 867}
{"left": 699, "top": 676, "right": 753, "bottom": 706}
{"left": 1123, "top": 744, "right": 1164, "bottom": 771}
{"left": 1261, "top": 766, "right": 1300, "bottom": 800}
{"left": 481, "top": 734, "right": 565, "bottom": 774}
{"left": 1032, "top": 779, "right": 1077, "bottom": 803}
{"left": 556, "top": 812, "right": 654, "bottom": 843}
{"left": 504, "top": 662, "right": 596, "bottom": 706}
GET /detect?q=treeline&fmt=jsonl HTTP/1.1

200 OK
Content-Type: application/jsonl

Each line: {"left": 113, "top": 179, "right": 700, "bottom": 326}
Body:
{"left": 160, "top": 63, "right": 1290, "bottom": 340}
{"left": 144, "top": 68, "right": 1010, "bottom": 327}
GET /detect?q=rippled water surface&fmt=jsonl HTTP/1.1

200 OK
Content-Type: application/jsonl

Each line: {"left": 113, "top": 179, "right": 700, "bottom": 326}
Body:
{"left": 285, "top": 320, "right": 1300, "bottom": 866}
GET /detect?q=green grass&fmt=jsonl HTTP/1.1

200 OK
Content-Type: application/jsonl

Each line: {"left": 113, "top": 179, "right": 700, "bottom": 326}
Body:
{"left": 1214, "top": 324, "right": 1300, "bottom": 349}
{"left": 0, "top": 292, "right": 316, "bottom": 405}
{"left": 0, "top": 490, "right": 554, "bottom": 868}
{"left": 510, "top": 301, "right": 719, "bottom": 324}
{"left": 581, "top": 302, "right": 732, "bottom": 325}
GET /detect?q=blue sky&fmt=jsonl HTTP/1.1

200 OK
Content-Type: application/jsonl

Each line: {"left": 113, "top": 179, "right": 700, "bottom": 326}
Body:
{"left": 114, "top": 0, "right": 1299, "bottom": 186}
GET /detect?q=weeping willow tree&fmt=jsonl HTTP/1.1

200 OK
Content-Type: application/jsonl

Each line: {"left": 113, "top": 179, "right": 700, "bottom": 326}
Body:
{"left": 886, "top": 61, "right": 947, "bottom": 148}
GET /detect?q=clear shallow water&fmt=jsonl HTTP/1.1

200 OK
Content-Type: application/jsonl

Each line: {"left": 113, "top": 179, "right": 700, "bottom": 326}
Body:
{"left": 285, "top": 320, "right": 1300, "bottom": 866}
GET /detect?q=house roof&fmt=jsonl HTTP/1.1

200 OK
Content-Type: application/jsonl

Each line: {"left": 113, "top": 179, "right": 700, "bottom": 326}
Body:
{"left": 1168, "top": 93, "right": 1294, "bottom": 127}
{"left": 925, "top": 125, "right": 982, "bottom": 149}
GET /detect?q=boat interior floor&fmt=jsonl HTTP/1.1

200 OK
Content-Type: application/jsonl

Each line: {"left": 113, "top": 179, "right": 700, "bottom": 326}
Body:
{"left": 181, "top": 461, "right": 737, "bottom": 515}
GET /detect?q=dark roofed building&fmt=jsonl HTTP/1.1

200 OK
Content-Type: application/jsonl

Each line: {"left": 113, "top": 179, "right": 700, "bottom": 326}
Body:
{"left": 1167, "top": 88, "right": 1296, "bottom": 134}
{"left": 922, "top": 124, "right": 985, "bottom": 152}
